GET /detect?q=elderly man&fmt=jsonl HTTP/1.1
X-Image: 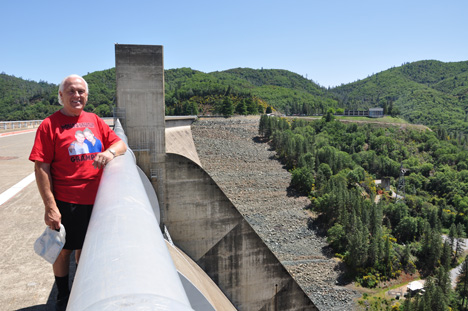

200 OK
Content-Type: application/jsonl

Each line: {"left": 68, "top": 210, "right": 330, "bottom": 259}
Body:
{"left": 29, "top": 74, "right": 127, "bottom": 310}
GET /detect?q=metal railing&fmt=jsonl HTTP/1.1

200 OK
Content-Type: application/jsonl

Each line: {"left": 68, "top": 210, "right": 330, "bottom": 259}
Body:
{"left": 0, "top": 120, "right": 42, "bottom": 130}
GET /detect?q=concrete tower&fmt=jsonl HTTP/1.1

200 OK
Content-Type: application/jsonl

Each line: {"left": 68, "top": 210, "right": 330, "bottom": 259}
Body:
{"left": 115, "top": 44, "right": 167, "bottom": 222}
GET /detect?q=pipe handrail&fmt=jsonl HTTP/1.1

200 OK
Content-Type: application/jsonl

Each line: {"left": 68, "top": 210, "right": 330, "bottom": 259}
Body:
{"left": 66, "top": 119, "right": 193, "bottom": 311}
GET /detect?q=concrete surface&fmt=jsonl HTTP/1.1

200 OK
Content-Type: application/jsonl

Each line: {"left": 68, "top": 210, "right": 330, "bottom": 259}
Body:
{"left": 166, "top": 125, "right": 201, "bottom": 167}
{"left": 164, "top": 153, "right": 318, "bottom": 310}
{"left": 0, "top": 130, "right": 65, "bottom": 311}
{"left": 166, "top": 241, "right": 236, "bottom": 310}
{"left": 0, "top": 120, "right": 115, "bottom": 310}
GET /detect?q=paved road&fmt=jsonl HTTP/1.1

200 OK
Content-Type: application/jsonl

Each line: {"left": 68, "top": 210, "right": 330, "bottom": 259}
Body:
{"left": 449, "top": 238, "right": 468, "bottom": 289}
{"left": 0, "top": 130, "right": 58, "bottom": 311}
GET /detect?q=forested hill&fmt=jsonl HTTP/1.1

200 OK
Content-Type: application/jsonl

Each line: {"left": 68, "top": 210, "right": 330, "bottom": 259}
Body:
{"left": 0, "top": 68, "right": 335, "bottom": 120}
{"left": 332, "top": 60, "right": 468, "bottom": 135}
{"left": 2, "top": 60, "right": 468, "bottom": 136}
{"left": 165, "top": 67, "right": 337, "bottom": 115}
{"left": 0, "top": 73, "right": 58, "bottom": 120}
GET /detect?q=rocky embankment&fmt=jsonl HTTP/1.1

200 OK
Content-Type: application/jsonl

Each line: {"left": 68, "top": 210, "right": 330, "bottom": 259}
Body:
{"left": 191, "top": 116, "right": 360, "bottom": 311}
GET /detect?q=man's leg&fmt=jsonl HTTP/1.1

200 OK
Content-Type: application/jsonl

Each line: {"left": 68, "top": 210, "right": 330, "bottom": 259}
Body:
{"left": 53, "top": 248, "right": 73, "bottom": 310}
{"left": 53, "top": 249, "right": 73, "bottom": 277}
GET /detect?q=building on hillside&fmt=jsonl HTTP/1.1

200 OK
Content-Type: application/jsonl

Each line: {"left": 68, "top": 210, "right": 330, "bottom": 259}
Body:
{"left": 406, "top": 281, "right": 425, "bottom": 297}
{"left": 343, "top": 109, "right": 368, "bottom": 116}
{"left": 342, "top": 108, "right": 384, "bottom": 118}
{"left": 369, "top": 107, "right": 384, "bottom": 118}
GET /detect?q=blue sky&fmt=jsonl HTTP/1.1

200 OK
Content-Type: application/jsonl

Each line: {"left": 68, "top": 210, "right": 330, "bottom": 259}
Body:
{"left": 1, "top": 0, "right": 467, "bottom": 88}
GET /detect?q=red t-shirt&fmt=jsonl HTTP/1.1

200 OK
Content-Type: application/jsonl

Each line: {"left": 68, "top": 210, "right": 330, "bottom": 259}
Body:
{"left": 29, "top": 111, "right": 121, "bottom": 204}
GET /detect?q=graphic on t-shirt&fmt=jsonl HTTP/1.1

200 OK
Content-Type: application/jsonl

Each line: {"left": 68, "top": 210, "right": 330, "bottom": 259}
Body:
{"left": 68, "top": 128, "right": 103, "bottom": 156}
{"left": 83, "top": 128, "right": 103, "bottom": 153}
{"left": 68, "top": 130, "right": 90, "bottom": 155}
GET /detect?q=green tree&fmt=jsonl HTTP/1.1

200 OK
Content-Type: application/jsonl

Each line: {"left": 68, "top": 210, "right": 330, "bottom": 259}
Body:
{"left": 323, "top": 108, "right": 335, "bottom": 122}
{"left": 245, "top": 97, "right": 258, "bottom": 114}
{"left": 440, "top": 240, "right": 452, "bottom": 270}
{"left": 290, "top": 167, "right": 314, "bottom": 195}
{"left": 394, "top": 216, "right": 419, "bottom": 243}
{"left": 298, "top": 152, "right": 315, "bottom": 171}
{"left": 383, "top": 236, "right": 393, "bottom": 277}
{"left": 457, "top": 257, "right": 468, "bottom": 310}
{"left": 221, "top": 97, "right": 234, "bottom": 117}
{"left": 327, "top": 223, "right": 346, "bottom": 252}
{"left": 95, "top": 104, "right": 111, "bottom": 117}
{"left": 235, "top": 100, "right": 248, "bottom": 115}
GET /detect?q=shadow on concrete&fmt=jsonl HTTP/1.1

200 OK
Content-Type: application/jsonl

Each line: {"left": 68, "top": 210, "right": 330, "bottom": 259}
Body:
{"left": 16, "top": 253, "right": 77, "bottom": 311}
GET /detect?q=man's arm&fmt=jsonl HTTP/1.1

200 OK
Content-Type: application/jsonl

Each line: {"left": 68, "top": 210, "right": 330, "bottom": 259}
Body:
{"left": 92, "top": 140, "right": 127, "bottom": 169}
{"left": 107, "top": 140, "right": 127, "bottom": 158}
{"left": 34, "top": 161, "right": 61, "bottom": 230}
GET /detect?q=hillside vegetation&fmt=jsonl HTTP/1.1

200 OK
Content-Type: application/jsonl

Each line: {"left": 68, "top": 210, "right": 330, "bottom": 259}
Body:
{"left": 332, "top": 60, "right": 468, "bottom": 135}
{"left": 1, "top": 60, "right": 468, "bottom": 137}
{"left": 260, "top": 114, "right": 468, "bottom": 309}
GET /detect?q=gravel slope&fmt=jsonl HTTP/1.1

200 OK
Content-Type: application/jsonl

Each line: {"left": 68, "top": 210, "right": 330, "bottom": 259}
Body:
{"left": 191, "top": 116, "right": 360, "bottom": 311}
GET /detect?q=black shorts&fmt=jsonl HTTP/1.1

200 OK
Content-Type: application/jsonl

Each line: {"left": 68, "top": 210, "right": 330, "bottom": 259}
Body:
{"left": 56, "top": 200, "right": 93, "bottom": 250}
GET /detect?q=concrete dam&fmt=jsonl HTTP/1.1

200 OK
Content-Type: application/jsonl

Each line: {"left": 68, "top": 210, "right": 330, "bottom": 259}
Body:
{"left": 114, "top": 44, "right": 317, "bottom": 310}
{"left": 0, "top": 44, "right": 320, "bottom": 310}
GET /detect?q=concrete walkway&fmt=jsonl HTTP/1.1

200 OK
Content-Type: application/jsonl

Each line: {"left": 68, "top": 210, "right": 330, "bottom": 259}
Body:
{"left": 0, "top": 129, "right": 62, "bottom": 311}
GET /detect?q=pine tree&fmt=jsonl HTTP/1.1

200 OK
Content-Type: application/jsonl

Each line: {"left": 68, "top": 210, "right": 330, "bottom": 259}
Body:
{"left": 383, "top": 236, "right": 392, "bottom": 277}
{"left": 457, "top": 257, "right": 468, "bottom": 310}
{"left": 436, "top": 266, "right": 451, "bottom": 297}
{"left": 258, "top": 114, "right": 267, "bottom": 136}
{"left": 235, "top": 100, "right": 247, "bottom": 115}
{"left": 428, "top": 231, "right": 442, "bottom": 270}
{"left": 401, "top": 243, "right": 412, "bottom": 271}
{"left": 221, "top": 97, "right": 234, "bottom": 117}
{"left": 245, "top": 98, "right": 258, "bottom": 114}
{"left": 441, "top": 240, "right": 452, "bottom": 270}
{"left": 346, "top": 213, "right": 368, "bottom": 269}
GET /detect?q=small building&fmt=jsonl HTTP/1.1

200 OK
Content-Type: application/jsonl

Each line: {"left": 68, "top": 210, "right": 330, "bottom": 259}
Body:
{"left": 343, "top": 109, "right": 368, "bottom": 116}
{"left": 342, "top": 108, "right": 384, "bottom": 118}
{"left": 369, "top": 107, "right": 384, "bottom": 118}
{"left": 407, "top": 281, "right": 425, "bottom": 296}
{"left": 381, "top": 177, "right": 390, "bottom": 191}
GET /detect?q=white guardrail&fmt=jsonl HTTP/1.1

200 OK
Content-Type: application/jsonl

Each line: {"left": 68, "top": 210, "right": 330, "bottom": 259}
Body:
{"left": 0, "top": 120, "right": 42, "bottom": 130}
{"left": 66, "top": 119, "right": 193, "bottom": 311}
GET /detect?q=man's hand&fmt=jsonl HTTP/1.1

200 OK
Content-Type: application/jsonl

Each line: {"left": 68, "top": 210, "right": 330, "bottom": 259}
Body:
{"left": 45, "top": 206, "right": 61, "bottom": 230}
{"left": 92, "top": 150, "right": 114, "bottom": 169}
{"left": 34, "top": 161, "right": 60, "bottom": 229}
{"left": 93, "top": 141, "right": 127, "bottom": 169}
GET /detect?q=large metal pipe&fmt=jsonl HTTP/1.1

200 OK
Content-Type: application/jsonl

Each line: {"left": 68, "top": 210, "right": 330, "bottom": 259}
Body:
{"left": 67, "top": 120, "right": 193, "bottom": 311}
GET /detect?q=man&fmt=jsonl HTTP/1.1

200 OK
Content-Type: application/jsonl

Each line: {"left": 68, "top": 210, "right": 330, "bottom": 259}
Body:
{"left": 29, "top": 74, "right": 127, "bottom": 310}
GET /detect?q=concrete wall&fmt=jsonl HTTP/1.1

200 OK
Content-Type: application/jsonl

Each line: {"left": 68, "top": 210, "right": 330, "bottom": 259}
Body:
{"left": 164, "top": 154, "right": 318, "bottom": 311}
{"left": 115, "top": 44, "right": 167, "bottom": 221}
{"left": 166, "top": 125, "right": 201, "bottom": 167}
{"left": 166, "top": 116, "right": 198, "bottom": 128}
{"left": 116, "top": 44, "right": 317, "bottom": 310}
